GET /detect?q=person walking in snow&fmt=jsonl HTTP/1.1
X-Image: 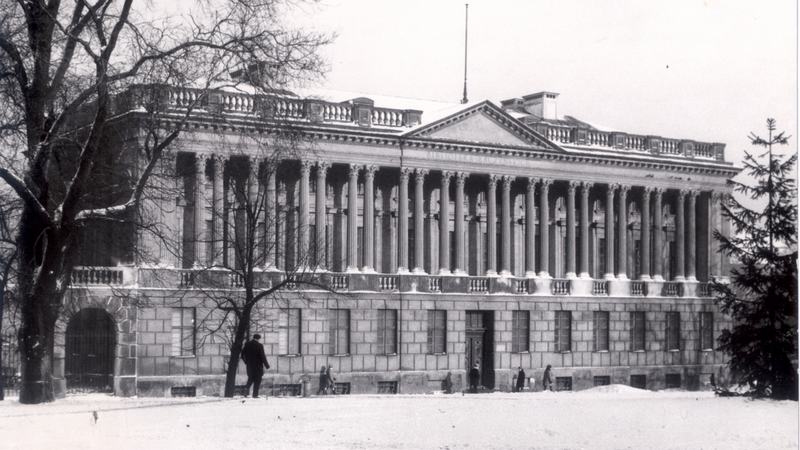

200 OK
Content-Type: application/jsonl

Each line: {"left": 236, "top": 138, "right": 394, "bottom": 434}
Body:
{"left": 240, "top": 334, "right": 270, "bottom": 398}
{"left": 542, "top": 365, "right": 554, "bottom": 392}
{"left": 469, "top": 364, "right": 481, "bottom": 393}
{"left": 515, "top": 367, "right": 526, "bottom": 392}
{"left": 444, "top": 372, "right": 454, "bottom": 394}
{"left": 326, "top": 364, "right": 336, "bottom": 394}
{"left": 315, "top": 366, "right": 329, "bottom": 395}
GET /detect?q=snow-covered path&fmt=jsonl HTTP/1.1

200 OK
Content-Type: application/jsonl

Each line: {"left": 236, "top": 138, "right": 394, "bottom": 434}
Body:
{"left": 1, "top": 387, "right": 796, "bottom": 450}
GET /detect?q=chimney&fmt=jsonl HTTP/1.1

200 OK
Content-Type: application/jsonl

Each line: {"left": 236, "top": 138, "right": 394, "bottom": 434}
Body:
{"left": 521, "top": 92, "right": 559, "bottom": 120}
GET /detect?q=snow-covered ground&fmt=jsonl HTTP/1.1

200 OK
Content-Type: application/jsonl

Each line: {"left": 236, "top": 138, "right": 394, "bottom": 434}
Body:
{"left": 1, "top": 386, "right": 797, "bottom": 450}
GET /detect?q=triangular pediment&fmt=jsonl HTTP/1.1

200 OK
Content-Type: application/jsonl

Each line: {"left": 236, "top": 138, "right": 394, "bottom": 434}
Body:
{"left": 406, "top": 101, "right": 561, "bottom": 151}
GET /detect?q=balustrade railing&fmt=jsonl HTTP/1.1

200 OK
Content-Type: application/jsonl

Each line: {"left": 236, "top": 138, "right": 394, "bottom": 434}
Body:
{"left": 592, "top": 280, "right": 608, "bottom": 296}
{"left": 469, "top": 278, "right": 489, "bottom": 293}
{"left": 630, "top": 281, "right": 645, "bottom": 296}
{"left": 178, "top": 270, "right": 195, "bottom": 287}
{"left": 71, "top": 267, "right": 125, "bottom": 285}
{"left": 330, "top": 275, "right": 348, "bottom": 291}
{"left": 379, "top": 276, "right": 398, "bottom": 291}
{"left": 428, "top": 277, "right": 441, "bottom": 293}
{"left": 698, "top": 283, "right": 711, "bottom": 297}
{"left": 663, "top": 282, "right": 682, "bottom": 297}
{"left": 228, "top": 273, "right": 244, "bottom": 288}
{"left": 514, "top": 279, "right": 529, "bottom": 294}
{"left": 552, "top": 279, "right": 570, "bottom": 295}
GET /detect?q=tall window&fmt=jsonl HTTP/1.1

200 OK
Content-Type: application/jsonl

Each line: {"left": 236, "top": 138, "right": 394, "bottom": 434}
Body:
{"left": 633, "top": 239, "right": 642, "bottom": 279}
{"left": 597, "top": 238, "right": 606, "bottom": 278}
{"left": 171, "top": 308, "right": 195, "bottom": 356}
{"left": 427, "top": 310, "right": 446, "bottom": 354}
{"left": 555, "top": 311, "right": 571, "bottom": 353}
{"left": 699, "top": 312, "right": 714, "bottom": 350}
{"left": 329, "top": 309, "right": 350, "bottom": 355}
{"left": 593, "top": 311, "right": 609, "bottom": 351}
{"left": 665, "top": 312, "right": 680, "bottom": 351}
{"left": 512, "top": 311, "right": 530, "bottom": 353}
{"left": 377, "top": 309, "right": 398, "bottom": 355}
{"left": 630, "top": 311, "right": 646, "bottom": 351}
{"left": 279, "top": 309, "right": 301, "bottom": 355}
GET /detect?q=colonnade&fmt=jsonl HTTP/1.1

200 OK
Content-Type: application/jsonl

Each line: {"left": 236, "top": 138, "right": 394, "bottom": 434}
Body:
{"left": 182, "top": 153, "right": 725, "bottom": 282}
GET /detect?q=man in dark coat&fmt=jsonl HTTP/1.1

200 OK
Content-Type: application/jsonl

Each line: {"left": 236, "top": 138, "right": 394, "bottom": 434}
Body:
{"left": 542, "top": 365, "right": 554, "bottom": 392}
{"left": 326, "top": 364, "right": 336, "bottom": 394}
{"left": 469, "top": 364, "right": 481, "bottom": 393}
{"left": 241, "top": 334, "right": 270, "bottom": 398}
{"left": 515, "top": 367, "right": 526, "bottom": 392}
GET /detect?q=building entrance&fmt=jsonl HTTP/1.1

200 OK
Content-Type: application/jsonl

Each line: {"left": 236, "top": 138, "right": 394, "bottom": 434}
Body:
{"left": 465, "top": 311, "right": 494, "bottom": 389}
{"left": 65, "top": 308, "right": 116, "bottom": 392}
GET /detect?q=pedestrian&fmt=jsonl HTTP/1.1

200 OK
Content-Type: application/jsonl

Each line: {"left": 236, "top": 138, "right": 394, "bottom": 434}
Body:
{"left": 240, "top": 334, "right": 270, "bottom": 398}
{"left": 444, "top": 372, "right": 453, "bottom": 394}
{"left": 515, "top": 367, "right": 526, "bottom": 392}
{"left": 315, "top": 366, "right": 328, "bottom": 395}
{"left": 326, "top": 364, "right": 336, "bottom": 394}
{"left": 542, "top": 365, "right": 553, "bottom": 392}
{"left": 469, "top": 364, "right": 481, "bottom": 393}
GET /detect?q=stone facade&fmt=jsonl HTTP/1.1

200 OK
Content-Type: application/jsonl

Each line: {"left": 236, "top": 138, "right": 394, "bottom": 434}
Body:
{"left": 55, "top": 87, "right": 739, "bottom": 397}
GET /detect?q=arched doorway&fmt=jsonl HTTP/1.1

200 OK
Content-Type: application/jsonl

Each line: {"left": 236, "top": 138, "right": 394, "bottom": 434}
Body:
{"left": 65, "top": 308, "right": 116, "bottom": 392}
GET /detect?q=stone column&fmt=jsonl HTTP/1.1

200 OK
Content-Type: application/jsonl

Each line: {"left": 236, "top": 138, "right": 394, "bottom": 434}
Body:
{"left": 500, "top": 175, "right": 513, "bottom": 277}
{"left": 264, "top": 165, "right": 277, "bottom": 270}
{"left": 439, "top": 171, "right": 452, "bottom": 275}
{"left": 298, "top": 160, "right": 311, "bottom": 266}
{"left": 579, "top": 182, "right": 593, "bottom": 278}
{"left": 687, "top": 190, "right": 698, "bottom": 281}
{"left": 653, "top": 188, "right": 664, "bottom": 280}
{"left": 397, "top": 167, "right": 411, "bottom": 273}
{"left": 315, "top": 162, "right": 329, "bottom": 270}
{"left": 486, "top": 175, "right": 498, "bottom": 276}
{"left": 640, "top": 187, "right": 652, "bottom": 280}
{"left": 525, "top": 177, "right": 537, "bottom": 277}
{"left": 538, "top": 178, "right": 552, "bottom": 278}
{"left": 709, "top": 191, "right": 721, "bottom": 278}
{"left": 617, "top": 185, "right": 629, "bottom": 279}
{"left": 346, "top": 164, "right": 360, "bottom": 272}
{"left": 212, "top": 156, "right": 225, "bottom": 267}
{"left": 566, "top": 181, "right": 578, "bottom": 278}
{"left": 413, "top": 169, "right": 428, "bottom": 274}
{"left": 675, "top": 189, "right": 686, "bottom": 281}
{"left": 604, "top": 183, "right": 617, "bottom": 279}
{"left": 363, "top": 165, "right": 377, "bottom": 272}
{"left": 453, "top": 172, "right": 468, "bottom": 275}
{"left": 194, "top": 153, "right": 208, "bottom": 268}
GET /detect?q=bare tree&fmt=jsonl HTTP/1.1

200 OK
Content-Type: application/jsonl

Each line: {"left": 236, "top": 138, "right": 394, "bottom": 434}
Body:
{"left": 0, "top": 0, "right": 331, "bottom": 403}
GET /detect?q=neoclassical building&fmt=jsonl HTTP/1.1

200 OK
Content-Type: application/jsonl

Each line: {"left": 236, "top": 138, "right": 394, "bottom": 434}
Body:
{"left": 57, "top": 85, "right": 739, "bottom": 397}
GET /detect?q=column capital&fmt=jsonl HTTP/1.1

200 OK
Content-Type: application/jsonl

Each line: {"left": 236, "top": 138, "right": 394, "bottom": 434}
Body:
{"left": 643, "top": 185, "right": 654, "bottom": 195}
{"left": 455, "top": 171, "right": 469, "bottom": 186}
{"left": 365, "top": 165, "right": 378, "bottom": 179}
{"left": 568, "top": 180, "right": 579, "bottom": 194}
{"left": 488, "top": 174, "right": 499, "bottom": 188}
{"left": 399, "top": 166, "right": 412, "bottom": 181}
{"left": 678, "top": 188, "right": 689, "bottom": 199}
{"left": 581, "top": 182, "right": 593, "bottom": 199}
{"left": 607, "top": 183, "right": 619, "bottom": 197}
{"left": 415, "top": 168, "right": 429, "bottom": 180}
{"left": 501, "top": 175, "right": 514, "bottom": 191}
{"left": 348, "top": 163, "right": 361, "bottom": 178}
{"left": 441, "top": 171, "right": 453, "bottom": 185}
{"left": 195, "top": 152, "right": 210, "bottom": 163}
{"left": 316, "top": 161, "right": 330, "bottom": 173}
{"left": 300, "top": 159, "right": 313, "bottom": 175}
{"left": 654, "top": 186, "right": 665, "bottom": 197}
{"left": 526, "top": 177, "right": 538, "bottom": 192}
{"left": 687, "top": 189, "right": 699, "bottom": 201}
{"left": 619, "top": 184, "right": 631, "bottom": 195}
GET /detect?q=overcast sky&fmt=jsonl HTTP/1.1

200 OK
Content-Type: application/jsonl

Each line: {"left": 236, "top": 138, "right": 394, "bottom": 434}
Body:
{"left": 287, "top": 0, "right": 797, "bottom": 171}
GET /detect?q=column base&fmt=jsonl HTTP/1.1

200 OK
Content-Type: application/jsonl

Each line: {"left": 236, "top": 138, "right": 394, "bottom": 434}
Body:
{"left": 346, "top": 266, "right": 361, "bottom": 273}
{"left": 524, "top": 271, "right": 538, "bottom": 279}
{"left": 485, "top": 270, "right": 499, "bottom": 277}
{"left": 397, "top": 267, "right": 410, "bottom": 274}
{"left": 686, "top": 276, "right": 697, "bottom": 282}
{"left": 537, "top": 271, "right": 552, "bottom": 279}
{"left": 616, "top": 274, "right": 629, "bottom": 280}
{"left": 639, "top": 275, "right": 652, "bottom": 281}
{"left": 452, "top": 269, "right": 467, "bottom": 276}
{"left": 439, "top": 268, "right": 452, "bottom": 276}
{"left": 578, "top": 272, "right": 592, "bottom": 279}
{"left": 653, "top": 275, "right": 665, "bottom": 281}
{"left": 411, "top": 267, "right": 427, "bottom": 275}
{"left": 673, "top": 276, "right": 687, "bottom": 282}
{"left": 565, "top": 272, "right": 577, "bottom": 279}
{"left": 499, "top": 270, "right": 512, "bottom": 277}
{"left": 361, "top": 267, "right": 377, "bottom": 274}
{"left": 603, "top": 273, "right": 616, "bottom": 280}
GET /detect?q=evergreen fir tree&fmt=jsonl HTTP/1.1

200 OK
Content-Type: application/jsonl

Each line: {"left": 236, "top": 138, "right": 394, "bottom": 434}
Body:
{"left": 712, "top": 118, "right": 798, "bottom": 400}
